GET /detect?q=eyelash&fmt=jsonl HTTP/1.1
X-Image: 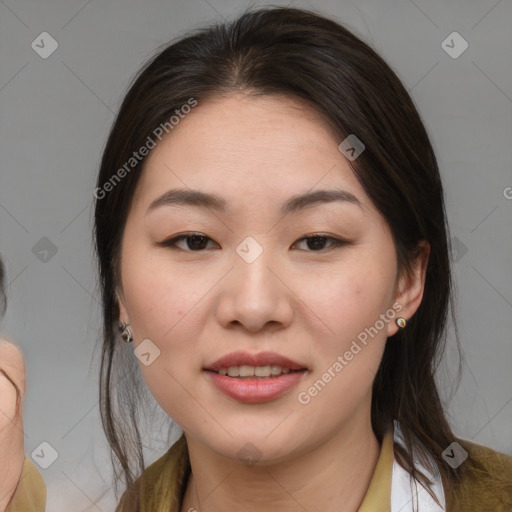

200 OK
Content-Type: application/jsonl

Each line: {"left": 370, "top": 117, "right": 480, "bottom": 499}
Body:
{"left": 157, "top": 232, "right": 351, "bottom": 252}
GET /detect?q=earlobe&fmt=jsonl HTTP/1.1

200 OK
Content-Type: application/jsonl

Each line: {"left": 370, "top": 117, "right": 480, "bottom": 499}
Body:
{"left": 116, "top": 292, "right": 133, "bottom": 343}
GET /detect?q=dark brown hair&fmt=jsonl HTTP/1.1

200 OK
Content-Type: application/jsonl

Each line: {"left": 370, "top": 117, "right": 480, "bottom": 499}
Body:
{"left": 94, "top": 6, "right": 475, "bottom": 498}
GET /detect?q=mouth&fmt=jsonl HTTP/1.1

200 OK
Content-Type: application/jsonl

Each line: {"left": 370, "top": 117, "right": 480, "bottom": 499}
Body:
{"left": 203, "top": 353, "right": 309, "bottom": 403}
{"left": 203, "top": 350, "right": 309, "bottom": 378}
{"left": 206, "top": 365, "right": 306, "bottom": 379}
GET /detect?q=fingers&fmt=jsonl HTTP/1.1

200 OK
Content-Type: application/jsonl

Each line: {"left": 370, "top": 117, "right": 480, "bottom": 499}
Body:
{"left": 0, "top": 339, "right": 27, "bottom": 419}
{"left": 0, "top": 339, "right": 27, "bottom": 512}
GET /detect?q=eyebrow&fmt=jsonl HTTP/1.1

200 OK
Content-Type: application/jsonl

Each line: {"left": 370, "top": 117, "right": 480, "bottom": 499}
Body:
{"left": 145, "top": 188, "right": 363, "bottom": 216}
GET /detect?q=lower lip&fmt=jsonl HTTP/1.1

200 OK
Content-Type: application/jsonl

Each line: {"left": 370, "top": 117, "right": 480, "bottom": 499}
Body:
{"left": 204, "top": 370, "right": 307, "bottom": 403}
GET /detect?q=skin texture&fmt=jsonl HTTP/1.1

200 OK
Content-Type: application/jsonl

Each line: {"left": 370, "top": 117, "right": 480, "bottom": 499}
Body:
{"left": 0, "top": 339, "right": 26, "bottom": 511}
{"left": 117, "top": 93, "right": 429, "bottom": 512}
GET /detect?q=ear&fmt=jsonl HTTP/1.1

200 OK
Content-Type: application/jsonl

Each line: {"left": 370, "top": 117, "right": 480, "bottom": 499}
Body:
{"left": 387, "top": 240, "right": 430, "bottom": 337}
{"left": 116, "top": 289, "right": 130, "bottom": 325}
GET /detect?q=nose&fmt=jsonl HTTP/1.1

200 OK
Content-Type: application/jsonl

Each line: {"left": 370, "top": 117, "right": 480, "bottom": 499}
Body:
{"left": 215, "top": 246, "right": 294, "bottom": 333}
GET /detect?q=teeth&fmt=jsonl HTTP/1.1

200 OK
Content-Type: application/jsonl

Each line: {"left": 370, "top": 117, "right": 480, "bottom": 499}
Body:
{"left": 239, "top": 365, "right": 255, "bottom": 377}
{"left": 227, "top": 366, "right": 240, "bottom": 377}
{"left": 255, "top": 366, "right": 270, "bottom": 377}
{"left": 217, "top": 365, "right": 296, "bottom": 378}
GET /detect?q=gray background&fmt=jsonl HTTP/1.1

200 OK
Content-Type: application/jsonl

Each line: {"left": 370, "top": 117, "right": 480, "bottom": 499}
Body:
{"left": 1, "top": 0, "right": 511, "bottom": 510}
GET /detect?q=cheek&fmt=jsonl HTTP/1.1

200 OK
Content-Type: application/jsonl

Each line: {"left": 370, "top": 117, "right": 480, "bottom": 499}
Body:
{"left": 299, "top": 250, "right": 395, "bottom": 377}
{"left": 121, "top": 247, "right": 201, "bottom": 338}
{"left": 306, "top": 263, "right": 391, "bottom": 332}
{"left": 297, "top": 269, "right": 392, "bottom": 417}
{"left": 122, "top": 256, "right": 206, "bottom": 418}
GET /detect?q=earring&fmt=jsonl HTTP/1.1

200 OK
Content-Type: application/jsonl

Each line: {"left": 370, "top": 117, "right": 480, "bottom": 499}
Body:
{"left": 395, "top": 317, "right": 407, "bottom": 329}
{"left": 118, "top": 321, "right": 133, "bottom": 343}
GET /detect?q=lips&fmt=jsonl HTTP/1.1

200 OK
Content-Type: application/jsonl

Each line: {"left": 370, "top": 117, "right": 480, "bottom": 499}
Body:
{"left": 203, "top": 351, "right": 309, "bottom": 403}
{"left": 203, "top": 351, "right": 308, "bottom": 373}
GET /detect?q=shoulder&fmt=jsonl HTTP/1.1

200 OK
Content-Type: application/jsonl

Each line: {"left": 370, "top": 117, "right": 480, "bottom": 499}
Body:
{"left": 5, "top": 457, "right": 46, "bottom": 511}
{"left": 445, "top": 439, "right": 512, "bottom": 511}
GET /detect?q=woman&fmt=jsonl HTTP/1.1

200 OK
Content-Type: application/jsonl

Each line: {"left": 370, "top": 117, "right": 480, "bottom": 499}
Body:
{"left": 2, "top": 6, "right": 512, "bottom": 511}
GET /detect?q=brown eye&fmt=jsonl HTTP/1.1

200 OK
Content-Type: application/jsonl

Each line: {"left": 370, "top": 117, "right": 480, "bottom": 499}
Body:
{"left": 157, "top": 233, "right": 350, "bottom": 252}
{"left": 292, "top": 235, "right": 349, "bottom": 251}
{"left": 158, "top": 233, "right": 218, "bottom": 251}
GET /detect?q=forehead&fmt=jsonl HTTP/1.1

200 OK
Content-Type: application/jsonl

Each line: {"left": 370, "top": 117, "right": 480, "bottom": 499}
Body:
{"left": 150, "top": 93, "right": 340, "bottom": 162}
{"left": 134, "top": 93, "right": 372, "bottom": 213}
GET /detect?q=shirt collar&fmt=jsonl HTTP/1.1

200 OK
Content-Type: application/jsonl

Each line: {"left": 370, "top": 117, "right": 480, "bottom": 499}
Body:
{"left": 357, "top": 427, "right": 394, "bottom": 511}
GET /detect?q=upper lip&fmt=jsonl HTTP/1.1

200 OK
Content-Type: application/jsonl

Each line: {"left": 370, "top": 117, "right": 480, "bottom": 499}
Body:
{"left": 204, "top": 351, "right": 308, "bottom": 372}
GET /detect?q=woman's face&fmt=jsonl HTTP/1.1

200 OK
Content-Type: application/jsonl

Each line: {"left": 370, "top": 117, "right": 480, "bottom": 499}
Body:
{"left": 118, "top": 93, "right": 426, "bottom": 463}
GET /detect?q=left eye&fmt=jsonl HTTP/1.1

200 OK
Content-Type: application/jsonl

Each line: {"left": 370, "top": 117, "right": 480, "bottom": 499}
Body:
{"left": 157, "top": 233, "right": 349, "bottom": 252}
{"left": 292, "top": 235, "right": 348, "bottom": 251}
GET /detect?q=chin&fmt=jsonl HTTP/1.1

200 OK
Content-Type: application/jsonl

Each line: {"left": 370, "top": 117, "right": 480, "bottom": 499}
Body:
{"left": 193, "top": 428, "right": 303, "bottom": 466}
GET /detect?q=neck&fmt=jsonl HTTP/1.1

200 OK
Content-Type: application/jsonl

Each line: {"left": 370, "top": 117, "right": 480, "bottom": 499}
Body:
{"left": 180, "top": 415, "right": 381, "bottom": 512}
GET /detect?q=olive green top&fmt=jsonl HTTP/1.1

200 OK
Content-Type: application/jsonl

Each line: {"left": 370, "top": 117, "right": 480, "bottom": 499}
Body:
{"left": 5, "top": 457, "right": 46, "bottom": 511}
{"left": 6, "top": 429, "right": 512, "bottom": 511}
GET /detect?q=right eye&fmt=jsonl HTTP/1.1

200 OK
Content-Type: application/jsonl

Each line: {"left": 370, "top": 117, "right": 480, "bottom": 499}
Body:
{"left": 157, "top": 233, "right": 219, "bottom": 251}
